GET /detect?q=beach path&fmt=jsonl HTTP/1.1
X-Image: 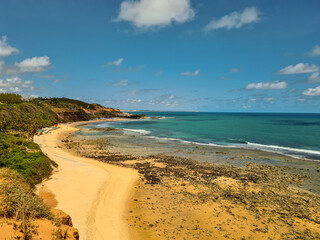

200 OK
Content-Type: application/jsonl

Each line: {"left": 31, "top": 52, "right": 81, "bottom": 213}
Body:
{"left": 34, "top": 123, "right": 139, "bottom": 240}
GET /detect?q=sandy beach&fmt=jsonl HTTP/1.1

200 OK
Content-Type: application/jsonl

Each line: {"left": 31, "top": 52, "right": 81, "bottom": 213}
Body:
{"left": 34, "top": 120, "right": 139, "bottom": 240}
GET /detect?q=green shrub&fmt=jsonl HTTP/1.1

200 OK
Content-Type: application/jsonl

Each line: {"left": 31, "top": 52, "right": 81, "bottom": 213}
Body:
{"left": 0, "top": 93, "right": 23, "bottom": 104}
{"left": 0, "top": 168, "right": 52, "bottom": 220}
{"left": 0, "top": 102, "right": 59, "bottom": 133}
{"left": 0, "top": 133, "right": 56, "bottom": 186}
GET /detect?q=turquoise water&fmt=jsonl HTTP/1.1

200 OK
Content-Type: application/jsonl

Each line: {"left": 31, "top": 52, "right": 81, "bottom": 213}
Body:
{"left": 94, "top": 112, "right": 320, "bottom": 161}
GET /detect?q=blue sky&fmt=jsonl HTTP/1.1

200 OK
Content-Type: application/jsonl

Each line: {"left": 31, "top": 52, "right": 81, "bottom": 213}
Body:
{"left": 0, "top": 0, "right": 320, "bottom": 112}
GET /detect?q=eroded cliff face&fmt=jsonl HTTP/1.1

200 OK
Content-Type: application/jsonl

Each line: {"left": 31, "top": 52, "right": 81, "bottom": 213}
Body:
{"left": 43, "top": 100, "right": 136, "bottom": 122}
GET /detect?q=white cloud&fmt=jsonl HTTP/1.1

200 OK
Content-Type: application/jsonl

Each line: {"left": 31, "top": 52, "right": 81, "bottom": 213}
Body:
{"left": 302, "top": 86, "right": 320, "bottom": 96}
{"left": 181, "top": 69, "right": 200, "bottom": 76}
{"left": 120, "top": 88, "right": 163, "bottom": 96}
{"left": 0, "top": 77, "right": 34, "bottom": 93}
{"left": 277, "top": 63, "right": 319, "bottom": 75}
{"left": 107, "top": 58, "right": 124, "bottom": 66}
{"left": 242, "top": 104, "right": 251, "bottom": 109}
{"left": 40, "top": 74, "right": 55, "bottom": 79}
{"left": 308, "top": 71, "right": 320, "bottom": 83}
{"left": 264, "top": 97, "right": 275, "bottom": 103}
{"left": 109, "top": 64, "right": 146, "bottom": 72}
{"left": 246, "top": 81, "right": 287, "bottom": 90}
{"left": 116, "top": 0, "right": 195, "bottom": 29}
{"left": 112, "top": 79, "right": 129, "bottom": 86}
{"left": 7, "top": 56, "right": 51, "bottom": 75}
{"left": 0, "top": 36, "right": 19, "bottom": 58}
{"left": 307, "top": 45, "right": 320, "bottom": 56}
{"left": 155, "top": 70, "right": 163, "bottom": 76}
{"left": 204, "top": 7, "right": 261, "bottom": 33}
{"left": 129, "top": 65, "right": 145, "bottom": 72}
{"left": 229, "top": 68, "right": 240, "bottom": 73}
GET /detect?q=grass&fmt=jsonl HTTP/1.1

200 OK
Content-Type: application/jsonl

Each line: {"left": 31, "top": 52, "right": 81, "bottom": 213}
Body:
{"left": 0, "top": 168, "right": 52, "bottom": 220}
{"left": 0, "top": 168, "right": 53, "bottom": 239}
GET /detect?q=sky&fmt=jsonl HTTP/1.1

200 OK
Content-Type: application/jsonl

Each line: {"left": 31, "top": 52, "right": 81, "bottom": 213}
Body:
{"left": 0, "top": 0, "right": 320, "bottom": 112}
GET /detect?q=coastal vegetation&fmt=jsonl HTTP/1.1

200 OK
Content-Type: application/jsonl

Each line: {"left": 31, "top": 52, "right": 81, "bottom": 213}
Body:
{"left": 0, "top": 132, "right": 56, "bottom": 186}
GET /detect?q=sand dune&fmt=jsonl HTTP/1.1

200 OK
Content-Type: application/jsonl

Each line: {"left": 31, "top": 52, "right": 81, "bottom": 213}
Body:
{"left": 34, "top": 122, "right": 139, "bottom": 240}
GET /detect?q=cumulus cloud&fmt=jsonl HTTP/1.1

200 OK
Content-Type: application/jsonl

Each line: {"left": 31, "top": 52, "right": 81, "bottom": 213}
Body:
{"left": 302, "top": 86, "right": 320, "bottom": 96}
{"left": 0, "top": 77, "right": 34, "bottom": 93}
{"left": 149, "top": 94, "right": 179, "bottom": 107}
{"left": 0, "top": 36, "right": 19, "bottom": 58}
{"left": 276, "top": 63, "right": 319, "bottom": 75}
{"left": 181, "top": 69, "right": 200, "bottom": 76}
{"left": 6, "top": 56, "right": 51, "bottom": 75}
{"left": 246, "top": 81, "right": 287, "bottom": 90}
{"left": 308, "top": 72, "right": 320, "bottom": 83}
{"left": 204, "top": 7, "right": 261, "bottom": 33}
{"left": 307, "top": 45, "right": 320, "bottom": 56}
{"left": 112, "top": 79, "right": 129, "bottom": 86}
{"left": 107, "top": 58, "right": 124, "bottom": 66}
{"left": 116, "top": 0, "right": 195, "bottom": 30}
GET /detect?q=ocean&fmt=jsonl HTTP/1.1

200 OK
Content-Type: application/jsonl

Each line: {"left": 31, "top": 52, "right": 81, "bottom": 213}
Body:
{"left": 90, "top": 112, "right": 320, "bottom": 161}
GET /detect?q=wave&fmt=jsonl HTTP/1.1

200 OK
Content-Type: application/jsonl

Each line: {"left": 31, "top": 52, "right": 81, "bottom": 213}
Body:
{"left": 94, "top": 121, "right": 320, "bottom": 161}
{"left": 122, "top": 128, "right": 151, "bottom": 135}
{"left": 144, "top": 135, "right": 320, "bottom": 160}
{"left": 246, "top": 142, "right": 320, "bottom": 158}
{"left": 145, "top": 136, "right": 234, "bottom": 148}
{"left": 149, "top": 116, "right": 175, "bottom": 120}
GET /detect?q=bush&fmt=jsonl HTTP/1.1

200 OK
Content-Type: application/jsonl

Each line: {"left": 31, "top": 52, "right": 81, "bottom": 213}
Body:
{"left": 0, "top": 93, "right": 23, "bottom": 104}
{"left": 0, "top": 168, "right": 53, "bottom": 239}
{"left": 0, "top": 133, "right": 56, "bottom": 186}
{"left": 0, "top": 168, "right": 52, "bottom": 220}
{"left": 0, "top": 102, "right": 59, "bottom": 133}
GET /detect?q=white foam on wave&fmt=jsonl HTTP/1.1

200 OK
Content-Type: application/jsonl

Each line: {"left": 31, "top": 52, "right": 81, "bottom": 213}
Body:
{"left": 145, "top": 136, "right": 235, "bottom": 148}
{"left": 123, "top": 128, "right": 151, "bottom": 135}
{"left": 157, "top": 117, "right": 175, "bottom": 119}
{"left": 246, "top": 142, "right": 320, "bottom": 156}
{"left": 144, "top": 135, "right": 320, "bottom": 161}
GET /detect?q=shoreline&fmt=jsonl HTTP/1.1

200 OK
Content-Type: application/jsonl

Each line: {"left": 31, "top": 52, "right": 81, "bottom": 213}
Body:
{"left": 34, "top": 119, "right": 140, "bottom": 240}
{"left": 84, "top": 119, "right": 320, "bottom": 162}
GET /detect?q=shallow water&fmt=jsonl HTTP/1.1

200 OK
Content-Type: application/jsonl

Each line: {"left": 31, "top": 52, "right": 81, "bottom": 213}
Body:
{"left": 92, "top": 112, "right": 320, "bottom": 161}
{"left": 75, "top": 121, "right": 320, "bottom": 194}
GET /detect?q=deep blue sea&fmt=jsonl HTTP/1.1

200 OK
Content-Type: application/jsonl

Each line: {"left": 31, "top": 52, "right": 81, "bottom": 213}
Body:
{"left": 94, "top": 112, "right": 320, "bottom": 161}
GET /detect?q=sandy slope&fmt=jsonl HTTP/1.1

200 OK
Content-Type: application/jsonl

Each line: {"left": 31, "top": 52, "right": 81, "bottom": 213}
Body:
{"left": 34, "top": 122, "right": 139, "bottom": 240}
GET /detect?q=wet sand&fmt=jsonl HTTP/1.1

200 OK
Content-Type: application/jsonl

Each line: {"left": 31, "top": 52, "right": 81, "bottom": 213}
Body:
{"left": 34, "top": 121, "right": 139, "bottom": 240}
